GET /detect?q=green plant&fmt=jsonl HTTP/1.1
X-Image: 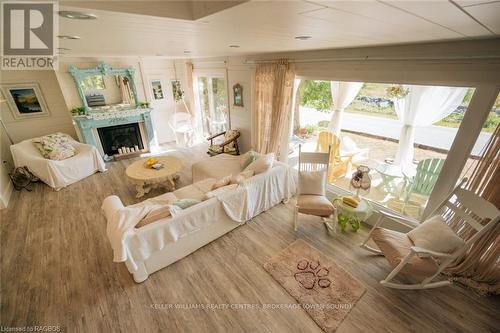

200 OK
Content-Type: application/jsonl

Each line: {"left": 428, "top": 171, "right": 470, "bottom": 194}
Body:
{"left": 139, "top": 101, "right": 150, "bottom": 108}
{"left": 70, "top": 107, "right": 85, "bottom": 116}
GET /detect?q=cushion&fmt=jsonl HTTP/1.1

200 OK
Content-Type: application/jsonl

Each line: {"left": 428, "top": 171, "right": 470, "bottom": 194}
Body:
{"left": 32, "top": 133, "right": 76, "bottom": 160}
{"left": 206, "top": 184, "right": 238, "bottom": 198}
{"left": 407, "top": 215, "right": 465, "bottom": 254}
{"left": 172, "top": 198, "right": 201, "bottom": 209}
{"left": 244, "top": 153, "right": 274, "bottom": 174}
{"left": 173, "top": 184, "right": 207, "bottom": 202}
{"left": 136, "top": 205, "right": 182, "bottom": 228}
{"left": 192, "top": 178, "right": 217, "bottom": 193}
{"left": 230, "top": 169, "right": 255, "bottom": 184}
{"left": 239, "top": 150, "right": 258, "bottom": 170}
{"left": 192, "top": 154, "right": 242, "bottom": 182}
{"left": 224, "top": 130, "right": 240, "bottom": 148}
{"left": 372, "top": 227, "right": 439, "bottom": 277}
{"left": 212, "top": 175, "right": 231, "bottom": 190}
{"left": 208, "top": 145, "right": 237, "bottom": 154}
{"left": 298, "top": 170, "right": 326, "bottom": 196}
{"left": 297, "top": 195, "right": 335, "bottom": 217}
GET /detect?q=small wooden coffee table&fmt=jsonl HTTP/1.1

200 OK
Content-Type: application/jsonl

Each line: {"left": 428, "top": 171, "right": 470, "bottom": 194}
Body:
{"left": 126, "top": 156, "right": 182, "bottom": 198}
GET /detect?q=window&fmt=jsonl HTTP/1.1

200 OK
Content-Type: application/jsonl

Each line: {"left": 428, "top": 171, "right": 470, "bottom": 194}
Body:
{"left": 461, "top": 92, "right": 500, "bottom": 180}
{"left": 290, "top": 80, "right": 476, "bottom": 220}
{"left": 196, "top": 75, "right": 228, "bottom": 136}
{"left": 80, "top": 75, "right": 105, "bottom": 90}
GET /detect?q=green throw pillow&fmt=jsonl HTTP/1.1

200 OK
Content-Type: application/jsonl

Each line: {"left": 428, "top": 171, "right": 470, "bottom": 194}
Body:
{"left": 172, "top": 199, "right": 201, "bottom": 209}
{"left": 241, "top": 151, "right": 257, "bottom": 170}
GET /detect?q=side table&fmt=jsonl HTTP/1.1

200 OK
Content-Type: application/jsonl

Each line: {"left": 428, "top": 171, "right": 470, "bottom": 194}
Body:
{"left": 333, "top": 197, "right": 373, "bottom": 232}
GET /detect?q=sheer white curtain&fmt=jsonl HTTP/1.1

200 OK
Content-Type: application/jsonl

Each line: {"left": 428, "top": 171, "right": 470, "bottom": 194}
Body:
{"left": 328, "top": 81, "right": 363, "bottom": 135}
{"left": 393, "top": 85, "right": 468, "bottom": 175}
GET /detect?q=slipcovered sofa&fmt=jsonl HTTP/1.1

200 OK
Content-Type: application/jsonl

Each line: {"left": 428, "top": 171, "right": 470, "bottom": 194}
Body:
{"left": 102, "top": 152, "right": 296, "bottom": 282}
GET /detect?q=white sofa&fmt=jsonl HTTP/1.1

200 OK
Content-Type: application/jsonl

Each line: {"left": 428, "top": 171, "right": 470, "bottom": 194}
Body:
{"left": 102, "top": 154, "right": 295, "bottom": 282}
{"left": 11, "top": 138, "right": 106, "bottom": 190}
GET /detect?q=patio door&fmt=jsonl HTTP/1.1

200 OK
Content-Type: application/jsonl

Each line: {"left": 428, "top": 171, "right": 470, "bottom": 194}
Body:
{"left": 194, "top": 72, "right": 229, "bottom": 137}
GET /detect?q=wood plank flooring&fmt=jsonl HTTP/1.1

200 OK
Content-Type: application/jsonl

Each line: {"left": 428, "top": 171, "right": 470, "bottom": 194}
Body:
{"left": 1, "top": 143, "right": 499, "bottom": 332}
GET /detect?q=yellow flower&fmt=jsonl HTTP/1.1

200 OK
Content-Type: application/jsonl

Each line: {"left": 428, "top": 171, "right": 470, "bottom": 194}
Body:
{"left": 144, "top": 157, "right": 159, "bottom": 168}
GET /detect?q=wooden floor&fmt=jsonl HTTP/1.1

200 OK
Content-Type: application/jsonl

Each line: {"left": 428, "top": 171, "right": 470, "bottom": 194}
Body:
{"left": 1, "top": 143, "right": 499, "bottom": 333}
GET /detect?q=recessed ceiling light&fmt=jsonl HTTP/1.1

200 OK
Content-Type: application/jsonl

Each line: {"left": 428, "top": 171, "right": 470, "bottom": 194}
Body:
{"left": 295, "top": 36, "right": 312, "bottom": 40}
{"left": 57, "top": 35, "right": 81, "bottom": 40}
{"left": 58, "top": 11, "right": 97, "bottom": 20}
{"left": 229, "top": 45, "right": 240, "bottom": 48}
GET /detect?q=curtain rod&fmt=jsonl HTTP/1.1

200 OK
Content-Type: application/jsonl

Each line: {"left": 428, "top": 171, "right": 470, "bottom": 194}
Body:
{"left": 243, "top": 55, "right": 500, "bottom": 64}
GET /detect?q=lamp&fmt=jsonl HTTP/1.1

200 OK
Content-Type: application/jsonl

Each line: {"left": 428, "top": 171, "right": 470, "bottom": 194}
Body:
{"left": 350, "top": 165, "right": 371, "bottom": 200}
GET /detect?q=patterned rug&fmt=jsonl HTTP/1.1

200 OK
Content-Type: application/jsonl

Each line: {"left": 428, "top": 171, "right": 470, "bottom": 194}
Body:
{"left": 263, "top": 239, "right": 366, "bottom": 332}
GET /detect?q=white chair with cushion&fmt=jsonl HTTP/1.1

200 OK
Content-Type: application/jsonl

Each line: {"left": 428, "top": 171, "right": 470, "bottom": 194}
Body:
{"left": 10, "top": 133, "right": 106, "bottom": 190}
{"left": 294, "top": 144, "right": 336, "bottom": 233}
{"left": 361, "top": 178, "right": 499, "bottom": 289}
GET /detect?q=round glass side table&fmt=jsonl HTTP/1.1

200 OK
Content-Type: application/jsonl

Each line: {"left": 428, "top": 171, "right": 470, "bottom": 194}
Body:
{"left": 333, "top": 197, "right": 373, "bottom": 232}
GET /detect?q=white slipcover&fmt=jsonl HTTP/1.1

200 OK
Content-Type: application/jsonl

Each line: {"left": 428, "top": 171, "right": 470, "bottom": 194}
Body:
{"left": 10, "top": 138, "right": 106, "bottom": 190}
{"left": 192, "top": 153, "right": 243, "bottom": 182}
{"left": 102, "top": 161, "right": 296, "bottom": 272}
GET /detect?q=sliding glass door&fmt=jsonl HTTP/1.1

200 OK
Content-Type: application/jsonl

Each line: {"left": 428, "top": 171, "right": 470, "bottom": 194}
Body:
{"left": 196, "top": 75, "right": 229, "bottom": 137}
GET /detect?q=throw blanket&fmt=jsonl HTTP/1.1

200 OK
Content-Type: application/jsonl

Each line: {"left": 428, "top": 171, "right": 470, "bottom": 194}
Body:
{"left": 103, "top": 195, "right": 174, "bottom": 266}
{"left": 211, "top": 163, "right": 296, "bottom": 222}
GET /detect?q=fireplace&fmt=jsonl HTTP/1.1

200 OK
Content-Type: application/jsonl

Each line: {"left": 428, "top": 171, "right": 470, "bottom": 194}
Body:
{"left": 97, "top": 123, "right": 144, "bottom": 156}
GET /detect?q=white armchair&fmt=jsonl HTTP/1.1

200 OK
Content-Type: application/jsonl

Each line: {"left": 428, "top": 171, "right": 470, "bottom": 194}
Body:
{"left": 10, "top": 137, "right": 106, "bottom": 190}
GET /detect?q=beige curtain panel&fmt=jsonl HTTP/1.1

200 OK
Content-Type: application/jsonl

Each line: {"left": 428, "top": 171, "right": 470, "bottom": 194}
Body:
{"left": 252, "top": 60, "right": 295, "bottom": 157}
{"left": 446, "top": 123, "right": 500, "bottom": 295}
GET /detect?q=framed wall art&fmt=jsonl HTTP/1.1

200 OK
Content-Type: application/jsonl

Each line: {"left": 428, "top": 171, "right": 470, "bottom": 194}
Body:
{"left": 151, "top": 80, "right": 164, "bottom": 100}
{"left": 233, "top": 83, "right": 243, "bottom": 107}
{"left": 171, "top": 80, "right": 183, "bottom": 102}
{"left": 0, "top": 83, "right": 50, "bottom": 120}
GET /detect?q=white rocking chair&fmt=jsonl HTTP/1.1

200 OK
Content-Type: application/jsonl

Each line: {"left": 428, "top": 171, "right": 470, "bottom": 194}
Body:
{"left": 361, "top": 178, "right": 499, "bottom": 289}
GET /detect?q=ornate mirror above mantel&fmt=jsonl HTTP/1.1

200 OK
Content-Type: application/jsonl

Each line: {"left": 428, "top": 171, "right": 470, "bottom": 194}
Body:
{"left": 69, "top": 62, "right": 140, "bottom": 114}
{"left": 69, "top": 62, "right": 155, "bottom": 158}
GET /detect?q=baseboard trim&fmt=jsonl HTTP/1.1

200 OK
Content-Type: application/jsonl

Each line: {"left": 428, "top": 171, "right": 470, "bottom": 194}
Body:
{"left": 0, "top": 179, "right": 13, "bottom": 209}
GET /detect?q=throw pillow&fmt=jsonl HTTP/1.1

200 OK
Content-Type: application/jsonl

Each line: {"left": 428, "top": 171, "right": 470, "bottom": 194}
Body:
{"left": 32, "top": 133, "right": 76, "bottom": 160}
{"left": 298, "top": 170, "right": 326, "bottom": 196}
{"left": 239, "top": 150, "right": 258, "bottom": 170}
{"left": 206, "top": 184, "right": 238, "bottom": 199}
{"left": 212, "top": 175, "right": 232, "bottom": 190}
{"left": 230, "top": 169, "right": 255, "bottom": 184}
{"left": 136, "top": 205, "right": 182, "bottom": 228}
{"left": 244, "top": 153, "right": 274, "bottom": 174}
{"left": 172, "top": 198, "right": 201, "bottom": 210}
{"left": 407, "top": 215, "right": 465, "bottom": 253}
